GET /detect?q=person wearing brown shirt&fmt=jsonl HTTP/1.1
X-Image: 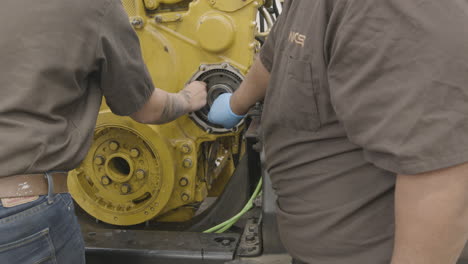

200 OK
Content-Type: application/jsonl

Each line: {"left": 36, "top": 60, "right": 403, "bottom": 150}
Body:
{"left": 209, "top": 0, "right": 468, "bottom": 263}
{"left": 0, "top": 0, "right": 206, "bottom": 263}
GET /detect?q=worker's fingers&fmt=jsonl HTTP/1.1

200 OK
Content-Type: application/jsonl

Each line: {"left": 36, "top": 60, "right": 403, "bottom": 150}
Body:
{"left": 182, "top": 81, "right": 208, "bottom": 111}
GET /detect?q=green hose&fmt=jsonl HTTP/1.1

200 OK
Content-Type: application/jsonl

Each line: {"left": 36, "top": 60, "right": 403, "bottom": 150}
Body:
{"left": 204, "top": 178, "right": 263, "bottom": 233}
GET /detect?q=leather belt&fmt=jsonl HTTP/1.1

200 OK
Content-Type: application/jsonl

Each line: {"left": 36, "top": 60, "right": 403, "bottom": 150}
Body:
{"left": 0, "top": 173, "right": 68, "bottom": 198}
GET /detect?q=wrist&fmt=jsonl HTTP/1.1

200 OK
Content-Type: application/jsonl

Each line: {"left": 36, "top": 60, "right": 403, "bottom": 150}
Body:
{"left": 229, "top": 93, "right": 248, "bottom": 116}
{"left": 176, "top": 91, "right": 191, "bottom": 113}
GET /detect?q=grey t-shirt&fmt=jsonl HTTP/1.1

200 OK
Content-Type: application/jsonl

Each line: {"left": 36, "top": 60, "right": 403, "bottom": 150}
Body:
{"left": 260, "top": 0, "right": 468, "bottom": 263}
{"left": 0, "top": 0, "right": 154, "bottom": 177}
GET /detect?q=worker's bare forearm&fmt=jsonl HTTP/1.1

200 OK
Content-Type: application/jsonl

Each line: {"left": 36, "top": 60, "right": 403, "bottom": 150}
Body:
{"left": 131, "top": 81, "right": 207, "bottom": 124}
{"left": 130, "top": 88, "right": 188, "bottom": 124}
{"left": 230, "top": 57, "right": 270, "bottom": 115}
{"left": 156, "top": 91, "right": 190, "bottom": 124}
{"left": 391, "top": 163, "right": 468, "bottom": 264}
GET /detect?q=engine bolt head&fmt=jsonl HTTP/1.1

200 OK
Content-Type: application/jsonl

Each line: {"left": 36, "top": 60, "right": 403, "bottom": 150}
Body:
{"left": 181, "top": 193, "right": 190, "bottom": 202}
{"left": 183, "top": 159, "right": 193, "bottom": 169}
{"left": 136, "top": 170, "right": 146, "bottom": 180}
{"left": 181, "top": 144, "right": 192, "bottom": 154}
{"left": 130, "top": 148, "right": 140, "bottom": 158}
{"left": 94, "top": 156, "right": 105, "bottom": 165}
{"left": 101, "top": 176, "right": 111, "bottom": 186}
{"left": 246, "top": 235, "right": 255, "bottom": 242}
{"left": 130, "top": 17, "right": 144, "bottom": 29}
{"left": 109, "top": 141, "right": 120, "bottom": 151}
{"left": 121, "top": 184, "right": 131, "bottom": 194}
{"left": 179, "top": 177, "right": 189, "bottom": 187}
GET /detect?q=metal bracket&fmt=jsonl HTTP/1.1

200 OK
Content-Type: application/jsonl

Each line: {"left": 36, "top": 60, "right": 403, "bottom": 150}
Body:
{"left": 237, "top": 217, "right": 262, "bottom": 257}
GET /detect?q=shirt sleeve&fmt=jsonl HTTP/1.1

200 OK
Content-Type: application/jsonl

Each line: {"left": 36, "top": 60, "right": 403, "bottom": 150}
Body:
{"left": 95, "top": 0, "right": 155, "bottom": 116}
{"left": 259, "top": 24, "right": 276, "bottom": 72}
{"left": 328, "top": 0, "right": 468, "bottom": 175}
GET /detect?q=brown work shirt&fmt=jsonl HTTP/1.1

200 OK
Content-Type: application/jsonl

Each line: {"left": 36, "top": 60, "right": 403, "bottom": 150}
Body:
{"left": 260, "top": 0, "right": 468, "bottom": 263}
{"left": 0, "top": 0, "right": 154, "bottom": 177}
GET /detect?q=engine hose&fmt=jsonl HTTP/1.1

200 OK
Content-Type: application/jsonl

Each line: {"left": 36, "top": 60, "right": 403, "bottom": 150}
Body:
{"left": 256, "top": 7, "right": 274, "bottom": 37}
{"left": 273, "top": 0, "right": 280, "bottom": 18}
{"left": 259, "top": 12, "right": 265, "bottom": 33}
{"left": 203, "top": 177, "right": 263, "bottom": 233}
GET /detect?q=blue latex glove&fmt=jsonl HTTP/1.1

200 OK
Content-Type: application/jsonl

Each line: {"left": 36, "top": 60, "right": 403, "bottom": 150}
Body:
{"left": 208, "top": 93, "right": 245, "bottom": 129}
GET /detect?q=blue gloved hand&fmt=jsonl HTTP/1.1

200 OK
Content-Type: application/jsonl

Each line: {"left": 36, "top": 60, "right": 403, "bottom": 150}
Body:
{"left": 208, "top": 93, "right": 245, "bottom": 129}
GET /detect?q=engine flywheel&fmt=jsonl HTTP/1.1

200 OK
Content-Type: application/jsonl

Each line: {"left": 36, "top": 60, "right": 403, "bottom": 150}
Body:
{"left": 68, "top": 113, "right": 175, "bottom": 225}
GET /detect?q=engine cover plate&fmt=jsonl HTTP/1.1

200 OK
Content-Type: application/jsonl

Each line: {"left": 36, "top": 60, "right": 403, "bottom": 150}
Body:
{"left": 189, "top": 63, "right": 244, "bottom": 134}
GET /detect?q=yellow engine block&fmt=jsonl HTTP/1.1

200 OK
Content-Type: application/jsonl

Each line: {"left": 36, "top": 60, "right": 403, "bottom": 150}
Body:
{"left": 68, "top": 0, "right": 264, "bottom": 226}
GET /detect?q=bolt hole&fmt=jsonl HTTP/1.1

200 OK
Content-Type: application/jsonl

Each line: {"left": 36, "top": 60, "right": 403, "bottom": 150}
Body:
{"left": 214, "top": 237, "right": 235, "bottom": 243}
{"left": 108, "top": 157, "right": 131, "bottom": 178}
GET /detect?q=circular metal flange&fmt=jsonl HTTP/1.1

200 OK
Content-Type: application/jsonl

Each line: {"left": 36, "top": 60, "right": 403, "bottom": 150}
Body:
{"left": 68, "top": 113, "right": 175, "bottom": 226}
{"left": 189, "top": 63, "right": 244, "bottom": 134}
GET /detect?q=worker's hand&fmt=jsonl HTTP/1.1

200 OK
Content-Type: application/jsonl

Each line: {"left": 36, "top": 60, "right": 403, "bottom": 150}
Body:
{"left": 208, "top": 93, "right": 245, "bottom": 129}
{"left": 179, "top": 81, "right": 208, "bottom": 112}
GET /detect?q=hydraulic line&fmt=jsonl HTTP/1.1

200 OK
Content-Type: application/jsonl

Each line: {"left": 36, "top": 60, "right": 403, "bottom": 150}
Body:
{"left": 256, "top": 7, "right": 274, "bottom": 37}
{"left": 204, "top": 177, "right": 263, "bottom": 233}
{"left": 273, "top": 0, "right": 280, "bottom": 18}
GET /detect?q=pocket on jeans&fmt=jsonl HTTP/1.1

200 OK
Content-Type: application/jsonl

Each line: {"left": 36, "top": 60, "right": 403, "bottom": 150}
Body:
{"left": 0, "top": 228, "right": 56, "bottom": 264}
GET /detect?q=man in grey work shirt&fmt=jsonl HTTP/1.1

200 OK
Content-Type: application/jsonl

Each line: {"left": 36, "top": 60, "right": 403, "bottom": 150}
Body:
{"left": 0, "top": 0, "right": 206, "bottom": 263}
{"left": 210, "top": 0, "right": 468, "bottom": 263}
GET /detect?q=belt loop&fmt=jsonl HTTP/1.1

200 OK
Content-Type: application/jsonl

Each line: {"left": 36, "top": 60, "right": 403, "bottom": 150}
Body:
{"left": 44, "top": 172, "right": 55, "bottom": 204}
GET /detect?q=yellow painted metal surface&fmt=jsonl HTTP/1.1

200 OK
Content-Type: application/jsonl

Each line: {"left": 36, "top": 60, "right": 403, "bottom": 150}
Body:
{"left": 68, "top": 0, "right": 262, "bottom": 225}
{"left": 144, "top": 0, "right": 185, "bottom": 10}
{"left": 209, "top": 0, "right": 257, "bottom": 12}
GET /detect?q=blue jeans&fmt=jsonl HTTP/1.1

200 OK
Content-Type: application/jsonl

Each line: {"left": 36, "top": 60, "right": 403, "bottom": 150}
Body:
{"left": 0, "top": 193, "right": 85, "bottom": 264}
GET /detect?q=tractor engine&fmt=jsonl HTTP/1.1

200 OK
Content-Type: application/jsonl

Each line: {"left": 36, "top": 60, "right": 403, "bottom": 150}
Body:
{"left": 67, "top": 0, "right": 264, "bottom": 226}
